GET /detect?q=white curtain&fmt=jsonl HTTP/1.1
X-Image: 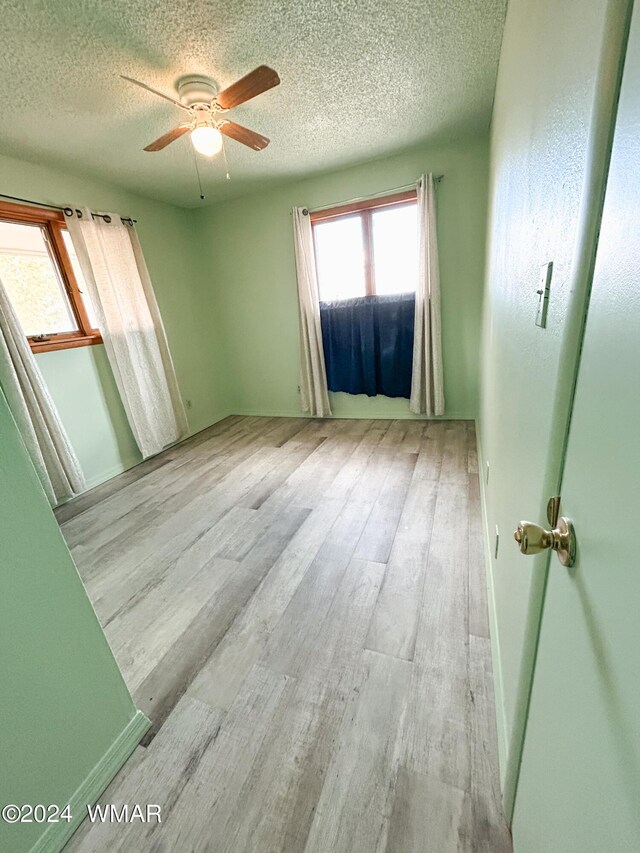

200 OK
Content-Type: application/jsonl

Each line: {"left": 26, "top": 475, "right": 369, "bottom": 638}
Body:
{"left": 410, "top": 173, "right": 445, "bottom": 415}
{"left": 292, "top": 207, "right": 331, "bottom": 417}
{"left": 0, "top": 277, "right": 86, "bottom": 505}
{"left": 65, "top": 209, "right": 188, "bottom": 458}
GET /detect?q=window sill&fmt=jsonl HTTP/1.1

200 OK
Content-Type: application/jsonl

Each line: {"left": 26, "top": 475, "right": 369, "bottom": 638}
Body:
{"left": 29, "top": 334, "right": 103, "bottom": 354}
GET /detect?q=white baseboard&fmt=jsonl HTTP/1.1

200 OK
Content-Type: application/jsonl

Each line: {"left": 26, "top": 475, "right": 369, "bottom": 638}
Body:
{"left": 82, "top": 458, "right": 140, "bottom": 491}
{"left": 30, "top": 710, "right": 150, "bottom": 853}
{"left": 58, "top": 411, "right": 236, "bottom": 503}
{"left": 231, "top": 408, "right": 475, "bottom": 421}
{"left": 184, "top": 410, "right": 234, "bottom": 438}
{"left": 475, "top": 423, "right": 509, "bottom": 787}
{"left": 231, "top": 408, "right": 311, "bottom": 418}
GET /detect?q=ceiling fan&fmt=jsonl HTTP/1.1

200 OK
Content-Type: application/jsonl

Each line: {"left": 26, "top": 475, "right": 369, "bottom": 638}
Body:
{"left": 121, "top": 65, "right": 280, "bottom": 157}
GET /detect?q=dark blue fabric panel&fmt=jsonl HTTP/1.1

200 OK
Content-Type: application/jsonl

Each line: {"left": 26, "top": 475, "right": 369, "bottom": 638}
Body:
{"left": 319, "top": 294, "right": 415, "bottom": 398}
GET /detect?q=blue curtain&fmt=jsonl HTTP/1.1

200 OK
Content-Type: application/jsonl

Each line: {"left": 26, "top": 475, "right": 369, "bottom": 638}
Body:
{"left": 319, "top": 294, "right": 415, "bottom": 398}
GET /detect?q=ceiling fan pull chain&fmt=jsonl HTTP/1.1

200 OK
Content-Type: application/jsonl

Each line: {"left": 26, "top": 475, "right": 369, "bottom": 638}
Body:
{"left": 192, "top": 148, "right": 205, "bottom": 200}
{"left": 222, "top": 139, "right": 231, "bottom": 181}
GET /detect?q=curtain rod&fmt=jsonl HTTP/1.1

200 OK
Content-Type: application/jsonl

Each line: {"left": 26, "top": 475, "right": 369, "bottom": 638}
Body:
{"left": 303, "top": 174, "right": 444, "bottom": 216}
{"left": 0, "top": 192, "right": 137, "bottom": 225}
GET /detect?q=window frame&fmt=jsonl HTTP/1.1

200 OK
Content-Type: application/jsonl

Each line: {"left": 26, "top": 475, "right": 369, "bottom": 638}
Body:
{"left": 310, "top": 189, "right": 418, "bottom": 299}
{"left": 0, "top": 200, "right": 102, "bottom": 353}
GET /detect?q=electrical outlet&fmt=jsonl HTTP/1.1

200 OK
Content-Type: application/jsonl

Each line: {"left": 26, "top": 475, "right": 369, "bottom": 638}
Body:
{"left": 494, "top": 524, "right": 499, "bottom": 559}
{"left": 485, "top": 460, "right": 490, "bottom": 485}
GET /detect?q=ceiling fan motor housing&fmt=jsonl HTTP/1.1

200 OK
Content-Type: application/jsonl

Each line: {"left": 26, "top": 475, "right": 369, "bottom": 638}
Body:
{"left": 176, "top": 75, "right": 218, "bottom": 107}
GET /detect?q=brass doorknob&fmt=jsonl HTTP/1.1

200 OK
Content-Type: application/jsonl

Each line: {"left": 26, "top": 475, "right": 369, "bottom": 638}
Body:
{"left": 514, "top": 517, "right": 576, "bottom": 567}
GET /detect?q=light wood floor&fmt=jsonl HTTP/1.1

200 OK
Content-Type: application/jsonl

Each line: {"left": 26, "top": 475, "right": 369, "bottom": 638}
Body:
{"left": 60, "top": 415, "right": 511, "bottom": 853}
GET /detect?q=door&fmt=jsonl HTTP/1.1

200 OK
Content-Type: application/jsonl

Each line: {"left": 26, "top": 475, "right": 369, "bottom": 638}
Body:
{"left": 512, "top": 4, "right": 640, "bottom": 850}
{"left": 480, "top": 0, "right": 633, "bottom": 815}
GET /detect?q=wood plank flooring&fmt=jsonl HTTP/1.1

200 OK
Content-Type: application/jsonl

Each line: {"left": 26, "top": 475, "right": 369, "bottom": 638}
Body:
{"left": 60, "top": 416, "right": 511, "bottom": 853}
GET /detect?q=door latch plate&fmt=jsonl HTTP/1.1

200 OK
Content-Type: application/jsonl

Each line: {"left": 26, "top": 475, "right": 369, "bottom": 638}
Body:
{"left": 547, "top": 495, "right": 561, "bottom": 527}
{"left": 536, "top": 261, "right": 553, "bottom": 328}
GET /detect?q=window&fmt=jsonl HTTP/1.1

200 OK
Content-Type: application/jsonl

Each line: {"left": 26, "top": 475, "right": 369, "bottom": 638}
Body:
{"left": 311, "top": 191, "right": 418, "bottom": 301}
{"left": 0, "top": 201, "right": 101, "bottom": 353}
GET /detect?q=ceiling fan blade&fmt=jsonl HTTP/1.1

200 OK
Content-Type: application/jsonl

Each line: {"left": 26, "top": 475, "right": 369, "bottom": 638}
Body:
{"left": 216, "top": 65, "right": 280, "bottom": 110}
{"left": 219, "top": 120, "right": 270, "bottom": 151}
{"left": 121, "top": 75, "right": 190, "bottom": 111}
{"left": 144, "top": 124, "right": 192, "bottom": 152}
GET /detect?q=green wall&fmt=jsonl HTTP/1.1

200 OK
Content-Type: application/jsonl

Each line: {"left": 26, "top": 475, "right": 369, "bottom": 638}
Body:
{"left": 478, "top": 0, "right": 609, "bottom": 781}
{"left": 0, "top": 151, "right": 231, "bottom": 488}
{"left": 0, "top": 388, "right": 148, "bottom": 852}
{"left": 193, "top": 137, "right": 489, "bottom": 420}
{"left": 36, "top": 345, "right": 140, "bottom": 489}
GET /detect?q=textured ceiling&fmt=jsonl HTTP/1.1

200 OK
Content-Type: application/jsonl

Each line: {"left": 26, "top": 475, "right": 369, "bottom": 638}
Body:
{"left": 0, "top": 1, "right": 507, "bottom": 208}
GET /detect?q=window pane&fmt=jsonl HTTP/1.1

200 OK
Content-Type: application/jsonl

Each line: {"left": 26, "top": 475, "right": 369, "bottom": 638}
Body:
{"left": 313, "top": 215, "right": 366, "bottom": 301}
{"left": 61, "top": 229, "right": 99, "bottom": 329}
{"left": 372, "top": 203, "right": 418, "bottom": 295}
{"left": 0, "top": 220, "right": 78, "bottom": 336}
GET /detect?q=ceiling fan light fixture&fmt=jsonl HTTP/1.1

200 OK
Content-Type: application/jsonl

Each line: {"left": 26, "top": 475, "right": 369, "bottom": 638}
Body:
{"left": 191, "top": 125, "right": 223, "bottom": 157}
{"left": 125, "top": 65, "right": 278, "bottom": 155}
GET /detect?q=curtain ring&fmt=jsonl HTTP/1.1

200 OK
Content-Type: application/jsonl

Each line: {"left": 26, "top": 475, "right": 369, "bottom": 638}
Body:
{"left": 302, "top": 208, "right": 309, "bottom": 216}
{"left": 76, "top": 209, "right": 83, "bottom": 218}
{"left": 103, "top": 215, "right": 112, "bottom": 224}
{"left": 63, "top": 207, "right": 73, "bottom": 217}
